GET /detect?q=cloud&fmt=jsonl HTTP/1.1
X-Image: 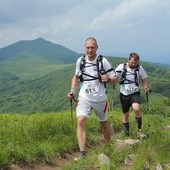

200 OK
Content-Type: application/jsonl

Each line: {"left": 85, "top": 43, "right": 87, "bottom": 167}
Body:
{"left": 0, "top": 0, "right": 170, "bottom": 63}
{"left": 89, "top": 0, "right": 169, "bottom": 31}
{"left": 86, "top": 0, "right": 170, "bottom": 57}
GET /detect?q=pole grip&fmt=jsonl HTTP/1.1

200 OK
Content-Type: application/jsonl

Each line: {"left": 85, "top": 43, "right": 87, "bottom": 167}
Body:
{"left": 146, "top": 93, "right": 149, "bottom": 102}
{"left": 100, "top": 70, "right": 106, "bottom": 88}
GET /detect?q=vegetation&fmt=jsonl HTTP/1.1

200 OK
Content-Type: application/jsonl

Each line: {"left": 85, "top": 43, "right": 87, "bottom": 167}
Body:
{"left": 0, "top": 38, "right": 80, "bottom": 64}
{"left": 0, "top": 99, "right": 169, "bottom": 169}
{"left": 0, "top": 38, "right": 169, "bottom": 169}
{"left": 0, "top": 56, "right": 170, "bottom": 114}
{"left": 0, "top": 38, "right": 169, "bottom": 114}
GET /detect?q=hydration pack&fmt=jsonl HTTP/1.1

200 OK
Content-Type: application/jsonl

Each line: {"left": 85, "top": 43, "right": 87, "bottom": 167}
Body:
{"left": 79, "top": 55, "right": 113, "bottom": 83}
{"left": 119, "top": 63, "right": 140, "bottom": 86}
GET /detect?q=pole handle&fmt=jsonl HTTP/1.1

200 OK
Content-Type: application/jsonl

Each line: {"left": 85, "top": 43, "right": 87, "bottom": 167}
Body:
{"left": 146, "top": 93, "right": 149, "bottom": 102}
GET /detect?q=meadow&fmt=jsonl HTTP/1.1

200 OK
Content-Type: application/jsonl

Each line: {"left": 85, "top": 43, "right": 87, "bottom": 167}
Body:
{"left": 0, "top": 104, "right": 169, "bottom": 170}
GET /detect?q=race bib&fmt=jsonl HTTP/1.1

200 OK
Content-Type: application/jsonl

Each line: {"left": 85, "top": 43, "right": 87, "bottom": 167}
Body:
{"left": 85, "top": 83, "right": 98, "bottom": 96}
{"left": 125, "top": 84, "right": 139, "bottom": 93}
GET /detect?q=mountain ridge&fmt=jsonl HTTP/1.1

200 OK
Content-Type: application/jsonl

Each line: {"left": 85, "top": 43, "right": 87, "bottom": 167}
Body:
{"left": 0, "top": 37, "right": 81, "bottom": 64}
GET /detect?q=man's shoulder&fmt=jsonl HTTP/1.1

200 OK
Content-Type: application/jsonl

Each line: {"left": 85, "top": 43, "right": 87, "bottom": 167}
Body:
{"left": 116, "top": 63, "right": 124, "bottom": 69}
{"left": 77, "top": 55, "right": 85, "bottom": 62}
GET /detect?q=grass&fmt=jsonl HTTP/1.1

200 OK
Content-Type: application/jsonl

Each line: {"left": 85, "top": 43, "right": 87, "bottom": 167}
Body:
{"left": 0, "top": 55, "right": 73, "bottom": 80}
{"left": 0, "top": 109, "right": 169, "bottom": 169}
{"left": 62, "top": 111, "right": 170, "bottom": 170}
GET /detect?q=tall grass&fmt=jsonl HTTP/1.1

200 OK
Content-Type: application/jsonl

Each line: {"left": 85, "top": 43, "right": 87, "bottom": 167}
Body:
{"left": 0, "top": 109, "right": 169, "bottom": 169}
{"left": 0, "top": 111, "right": 101, "bottom": 168}
{"left": 62, "top": 110, "right": 170, "bottom": 170}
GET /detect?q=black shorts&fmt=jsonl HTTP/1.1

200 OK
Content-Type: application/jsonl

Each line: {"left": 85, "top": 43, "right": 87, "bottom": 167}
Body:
{"left": 120, "top": 92, "right": 140, "bottom": 113}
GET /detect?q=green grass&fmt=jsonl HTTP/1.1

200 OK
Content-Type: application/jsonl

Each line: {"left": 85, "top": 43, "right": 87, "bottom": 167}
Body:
{"left": 0, "top": 55, "right": 73, "bottom": 79}
{"left": 62, "top": 110, "right": 170, "bottom": 170}
{"left": 0, "top": 109, "right": 169, "bottom": 169}
{"left": 0, "top": 111, "right": 101, "bottom": 169}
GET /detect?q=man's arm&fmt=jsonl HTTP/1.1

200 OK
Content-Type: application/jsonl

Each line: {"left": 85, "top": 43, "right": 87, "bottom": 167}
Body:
{"left": 107, "top": 76, "right": 118, "bottom": 85}
{"left": 70, "top": 75, "right": 79, "bottom": 93}
{"left": 67, "top": 74, "right": 79, "bottom": 99}
{"left": 141, "top": 78, "right": 150, "bottom": 93}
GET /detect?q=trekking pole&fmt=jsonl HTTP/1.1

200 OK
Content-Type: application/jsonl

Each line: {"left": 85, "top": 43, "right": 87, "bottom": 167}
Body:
{"left": 70, "top": 95, "right": 74, "bottom": 129}
{"left": 146, "top": 92, "right": 150, "bottom": 127}
{"left": 100, "top": 70, "right": 106, "bottom": 88}
{"left": 110, "top": 84, "right": 116, "bottom": 135}
{"left": 146, "top": 93, "right": 149, "bottom": 111}
{"left": 146, "top": 88, "right": 151, "bottom": 127}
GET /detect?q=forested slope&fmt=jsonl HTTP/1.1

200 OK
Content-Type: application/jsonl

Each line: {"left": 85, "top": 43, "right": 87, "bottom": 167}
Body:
{"left": 0, "top": 57, "right": 169, "bottom": 114}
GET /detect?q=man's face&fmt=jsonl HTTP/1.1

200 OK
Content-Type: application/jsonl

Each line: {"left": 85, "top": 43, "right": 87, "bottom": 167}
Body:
{"left": 128, "top": 57, "right": 139, "bottom": 69}
{"left": 85, "top": 39, "right": 98, "bottom": 59}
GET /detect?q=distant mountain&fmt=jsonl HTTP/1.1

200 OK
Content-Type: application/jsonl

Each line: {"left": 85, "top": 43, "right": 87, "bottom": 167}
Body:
{"left": 0, "top": 38, "right": 81, "bottom": 64}
{"left": 0, "top": 57, "right": 169, "bottom": 114}
{"left": 0, "top": 38, "right": 83, "bottom": 79}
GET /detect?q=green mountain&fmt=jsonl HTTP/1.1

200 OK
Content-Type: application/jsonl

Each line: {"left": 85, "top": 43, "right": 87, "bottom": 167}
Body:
{"left": 0, "top": 38, "right": 80, "bottom": 63}
{"left": 0, "top": 38, "right": 81, "bottom": 79}
{"left": 0, "top": 38, "right": 169, "bottom": 114}
{"left": 0, "top": 56, "right": 170, "bottom": 114}
{"left": 0, "top": 65, "right": 75, "bottom": 113}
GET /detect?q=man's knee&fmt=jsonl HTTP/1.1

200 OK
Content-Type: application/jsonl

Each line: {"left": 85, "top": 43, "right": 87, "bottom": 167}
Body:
{"left": 123, "top": 112, "right": 129, "bottom": 122}
{"left": 77, "top": 116, "right": 87, "bottom": 127}
{"left": 132, "top": 103, "right": 140, "bottom": 113}
{"left": 100, "top": 121, "right": 109, "bottom": 129}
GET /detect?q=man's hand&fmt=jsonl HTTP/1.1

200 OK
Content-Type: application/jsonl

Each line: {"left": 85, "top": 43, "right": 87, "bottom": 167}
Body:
{"left": 100, "top": 74, "right": 110, "bottom": 83}
{"left": 144, "top": 86, "right": 151, "bottom": 93}
{"left": 67, "top": 92, "right": 74, "bottom": 100}
{"left": 67, "top": 88, "right": 76, "bottom": 100}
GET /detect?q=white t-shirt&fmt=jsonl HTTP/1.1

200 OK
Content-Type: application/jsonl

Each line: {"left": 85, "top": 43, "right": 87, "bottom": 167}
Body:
{"left": 115, "top": 63, "right": 147, "bottom": 95}
{"left": 75, "top": 55, "right": 116, "bottom": 102}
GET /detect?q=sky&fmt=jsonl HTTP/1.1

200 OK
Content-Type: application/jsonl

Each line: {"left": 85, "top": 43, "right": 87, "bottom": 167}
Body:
{"left": 0, "top": 0, "right": 170, "bottom": 64}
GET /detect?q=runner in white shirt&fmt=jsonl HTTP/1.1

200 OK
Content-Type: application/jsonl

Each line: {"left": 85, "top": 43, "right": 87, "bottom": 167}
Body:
{"left": 67, "top": 37, "right": 117, "bottom": 161}
{"left": 115, "top": 53, "right": 150, "bottom": 139}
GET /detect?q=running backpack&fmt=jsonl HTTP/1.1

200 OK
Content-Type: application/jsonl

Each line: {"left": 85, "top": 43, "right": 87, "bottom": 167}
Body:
{"left": 119, "top": 63, "right": 140, "bottom": 86}
{"left": 79, "top": 55, "right": 104, "bottom": 82}
{"left": 79, "top": 55, "right": 113, "bottom": 83}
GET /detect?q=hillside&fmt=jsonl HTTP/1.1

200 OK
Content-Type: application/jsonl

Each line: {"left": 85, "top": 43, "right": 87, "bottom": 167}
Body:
{"left": 0, "top": 38, "right": 81, "bottom": 79}
{"left": 0, "top": 57, "right": 170, "bottom": 114}
{"left": 0, "top": 38, "right": 169, "bottom": 114}
{"left": 0, "top": 64, "right": 75, "bottom": 113}
{"left": 0, "top": 111, "right": 169, "bottom": 169}
{"left": 0, "top": 38, "right": 80, "bottom": 63}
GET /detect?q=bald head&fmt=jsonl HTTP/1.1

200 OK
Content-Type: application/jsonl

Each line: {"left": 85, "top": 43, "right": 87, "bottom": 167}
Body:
{"left": 85, "top": 37, "right": 98, "bottom": 60}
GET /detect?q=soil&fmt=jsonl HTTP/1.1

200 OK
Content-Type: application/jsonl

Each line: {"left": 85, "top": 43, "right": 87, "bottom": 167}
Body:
{"left": 10, "top": 136, "right": 104, "bottom": 170}
{"left": 9, "top": 126, "right": 170, "bottom": 170}
{"left": 10, "top": 150, "right": 80, "bottom": 170}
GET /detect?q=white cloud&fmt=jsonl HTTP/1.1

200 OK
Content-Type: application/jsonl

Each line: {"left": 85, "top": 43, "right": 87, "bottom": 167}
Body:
{"left": 0, "top": 0, "right": 170, "bottom": 64}
{"left": 89, "top": 0, "right": 169, "bottom": 31}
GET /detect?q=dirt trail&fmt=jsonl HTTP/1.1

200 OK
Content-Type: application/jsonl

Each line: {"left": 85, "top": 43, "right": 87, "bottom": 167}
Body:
{"left": 11, "top": 146, "right": 109, "bottom": 170}
{"left": 9, "top": 126, "right": 170, "bottom": 170}
{"left": 10, "top": 136, "right": 104, "bottom": 170}
{"left": 10, "top": 151, "right": 80, "bottom": 170}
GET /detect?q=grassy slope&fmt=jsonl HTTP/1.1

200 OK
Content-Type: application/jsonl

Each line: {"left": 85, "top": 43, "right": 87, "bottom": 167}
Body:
{"left": 0, "top": 55, "right": 71, "bottom": 80}
{"left": 0, "top": 56, "right": 170, "bottom": 114}
{"left": 0, "top": 109, "right": 169, "bottom": 169}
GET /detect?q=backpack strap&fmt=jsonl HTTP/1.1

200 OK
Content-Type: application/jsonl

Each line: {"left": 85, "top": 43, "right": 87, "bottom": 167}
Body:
{"left": 79, "top": 55, "right": 101, "bottom": 82}
{"left": 79, "top": 55, "right": 86, "bottom": 82}
{"left": 119, "top": 63, "right": 127, "bottom": 84}
{"left": 80, "top": 55, "right": 86, "bottom": 71}
{"left": 134, "top": 65, "right": 140, "bottom": 86}
{"left": 119, "top": 64, "right": 140, "bottom": 86}
{"left": 96, "top": 55, "right": 103, "bottom": 82}
{"left": 79, "top": 55, "right": 106, "bottom": 83}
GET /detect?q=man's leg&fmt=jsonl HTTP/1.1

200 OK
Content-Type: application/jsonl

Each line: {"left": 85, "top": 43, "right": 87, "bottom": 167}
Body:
{"left": 77, "top": 115, "right": 87, "bottom": 153}
{"left": 122, "top": 112, "right": 130, "bottom": 136}
{"left": 100, "top": 120, "right": 111, "bottom": 143}
{"left": 132, "top": 103, "right": 146, "bottom": 139}
{"left": 132, "top": 103, "right": 142, "bottom": 130}
{"left": 120, "top": 93, "right": 131, "bottom": 136}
